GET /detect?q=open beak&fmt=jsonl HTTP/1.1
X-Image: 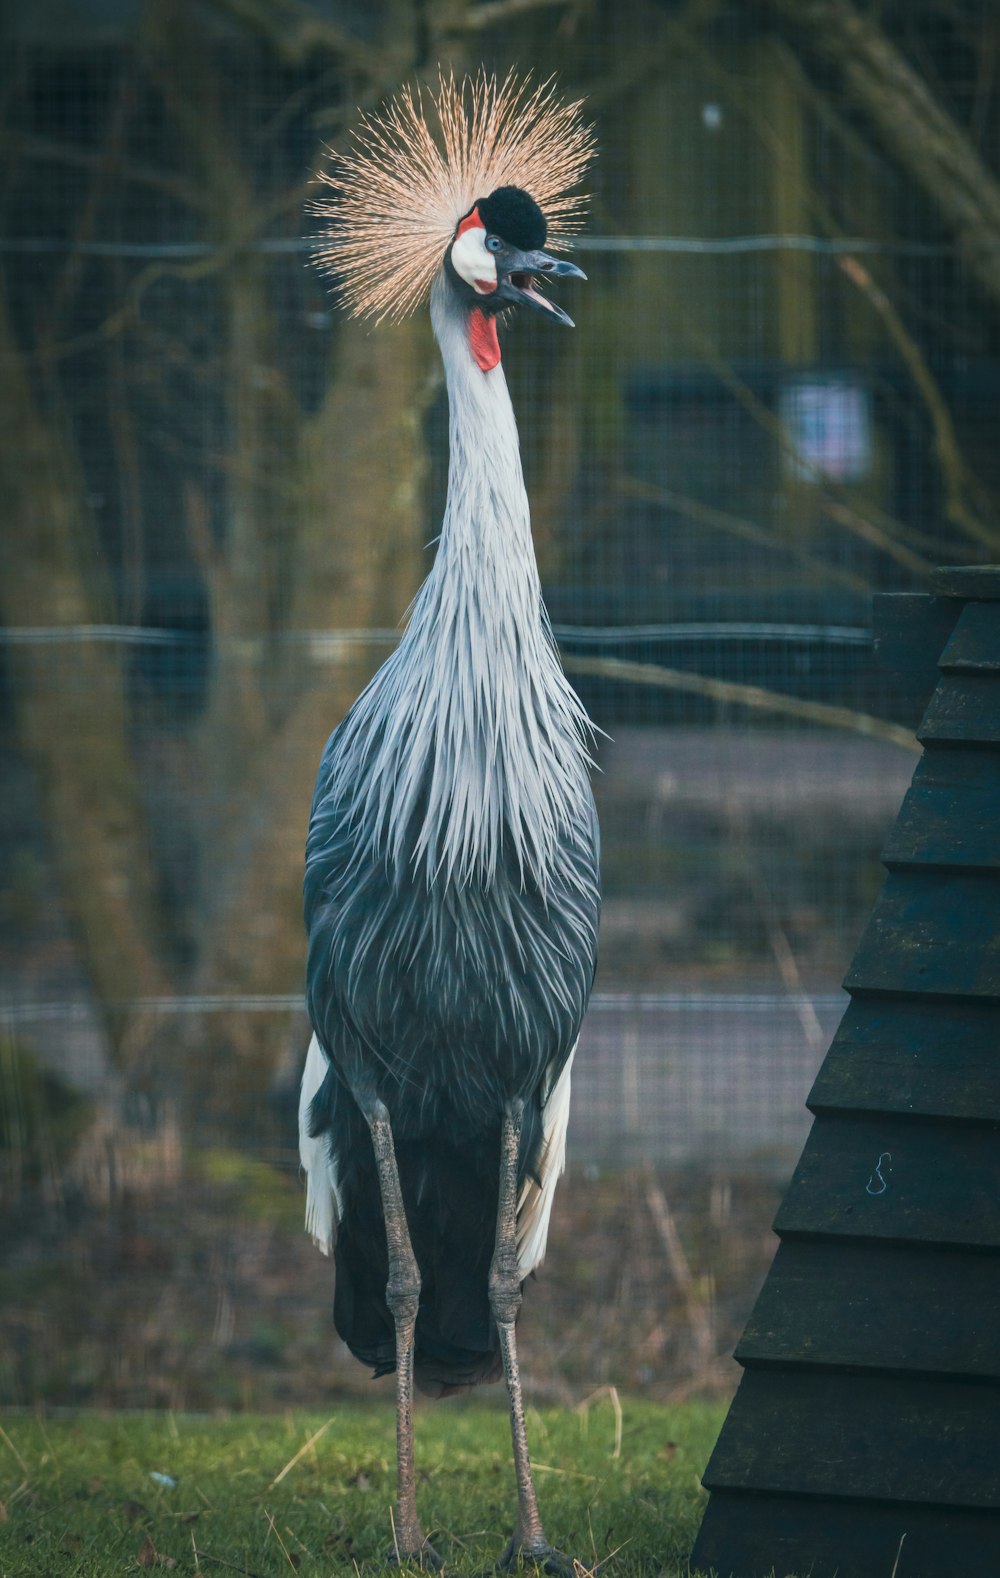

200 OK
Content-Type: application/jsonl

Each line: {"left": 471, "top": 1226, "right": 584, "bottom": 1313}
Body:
{"left": 496, "top": 250, "right": 587, "bottom": 327}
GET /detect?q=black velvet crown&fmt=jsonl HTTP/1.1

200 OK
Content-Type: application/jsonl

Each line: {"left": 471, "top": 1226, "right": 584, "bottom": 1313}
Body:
{"left": 475, "top": 186, "right": 547, "bottom": 251}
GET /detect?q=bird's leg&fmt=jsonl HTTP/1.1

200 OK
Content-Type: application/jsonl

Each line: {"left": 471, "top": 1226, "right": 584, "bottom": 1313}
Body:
{"left": 366, "top": 1101, "right": 441, "bottom": 1570}
{"left": 491, "top": 1102, "right": 572, "bottom": 1575}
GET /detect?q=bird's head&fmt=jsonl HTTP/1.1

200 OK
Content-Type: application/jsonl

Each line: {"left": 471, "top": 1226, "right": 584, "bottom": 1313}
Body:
{"left": 310, "top": 72, "right": 594, "bottom": 352}
{"left": 444, "top": 185, "right": 586, "bottom": 370}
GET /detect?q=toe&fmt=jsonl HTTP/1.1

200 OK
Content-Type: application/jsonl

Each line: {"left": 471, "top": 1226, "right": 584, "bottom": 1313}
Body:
{"left": 387, "top": 1540, "right": 444, "bottom": 1571}
{"left": 497, "top": 1539, "right": 582, "bottom": 1575}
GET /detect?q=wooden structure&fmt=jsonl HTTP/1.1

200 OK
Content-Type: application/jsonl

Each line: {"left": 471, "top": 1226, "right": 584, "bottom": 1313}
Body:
{"left": 690, "top": 567, "right": 1000, "bottom": 1578}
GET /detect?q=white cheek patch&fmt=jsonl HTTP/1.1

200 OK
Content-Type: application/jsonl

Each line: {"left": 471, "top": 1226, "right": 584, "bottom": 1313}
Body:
{"left": 450, "top": 226, "right": 497, "bottom": 295}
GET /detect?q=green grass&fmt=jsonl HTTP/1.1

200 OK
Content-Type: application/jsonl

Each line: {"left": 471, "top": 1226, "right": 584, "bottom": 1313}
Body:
{"left": 0, "top": 1397, "right": 725, "bottom": 1576}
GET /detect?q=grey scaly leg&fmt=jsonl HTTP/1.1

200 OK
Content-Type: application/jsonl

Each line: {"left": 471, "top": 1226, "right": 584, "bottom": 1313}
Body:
{"left": 491, "top": 1101, "right": 573, "bottom": 1574}
{"left": 366, "top": 1101, "right": 441, "bottom": 1570}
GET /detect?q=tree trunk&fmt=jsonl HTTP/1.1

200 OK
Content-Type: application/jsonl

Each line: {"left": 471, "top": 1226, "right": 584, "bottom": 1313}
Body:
{"left": 0, "top": 298, "right": 171, "bottom": 1063}
{"left": 179, "top": 308, "right": 436, "bottom": 1118}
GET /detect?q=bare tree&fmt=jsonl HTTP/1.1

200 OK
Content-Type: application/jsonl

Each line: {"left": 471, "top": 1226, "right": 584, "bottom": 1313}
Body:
{"left": 0, "top": 291, "right": 172, "bottom": 1064}
{"left": 756, "top": 0, "right": 1000, "bottom": 314}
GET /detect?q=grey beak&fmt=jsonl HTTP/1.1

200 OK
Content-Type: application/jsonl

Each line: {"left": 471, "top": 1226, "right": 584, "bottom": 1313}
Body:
{"left": 522, "top": 252, "right": 588, "bottom": 283}
{"left": 497, "top": 248, "right": 587, "bottom": 327}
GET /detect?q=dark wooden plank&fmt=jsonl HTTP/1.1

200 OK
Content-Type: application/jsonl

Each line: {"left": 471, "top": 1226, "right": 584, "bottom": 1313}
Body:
{"left": 736, "top": 1239, "right": 1000, "bottom": 1378}
{"left": 845, "top": 870, "right": 1000, "bottom": 999}
{"left": 941, "top": 601, "right": 1000, "bottom": 672}
{"left": 918, "top": 674, "right": 1000, "bottom": 744}
{"left": 883, "top": 747, "right": 1000, "bottom": 870}
{"left": 809, "top": 997, "right": 1000, "bottom": 1121}
{"left": 773, "top": 1112, "right": 1000, "bottom": 1248}
{"left": 692, "top": 1491, "right": 1000, "bottom": 1578}
{"left": 872, "top": 592, "right": 961, "bottom": 727}
{"left": 701, "top": 1368, "right": 1000, "bottom": 1507}
{"left": 931, "top": 566, "right": 1000, "bottom": 600}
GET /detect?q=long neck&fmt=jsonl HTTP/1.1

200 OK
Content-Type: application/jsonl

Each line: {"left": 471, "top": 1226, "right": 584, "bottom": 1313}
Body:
{"left": 332, "top": 272, "right": 592, "bottom": 891}
{"left": 428, "top": 273, "right": 539, "bottom": 605}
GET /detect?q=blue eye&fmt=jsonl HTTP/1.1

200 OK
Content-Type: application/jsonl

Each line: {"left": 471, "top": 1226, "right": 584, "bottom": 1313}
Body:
{"left": 485, "top": 235, "right": 503, "bottom": 252}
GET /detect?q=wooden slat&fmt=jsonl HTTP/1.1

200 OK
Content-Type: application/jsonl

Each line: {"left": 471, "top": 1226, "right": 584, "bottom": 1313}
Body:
{"left": 773, "top": 1112, "right": 1000, "bottom": 1248}
{"left": 941, "top": 601, "right": 1000, "bottom": 672}
{"left": 845, "top": 870, "right": 1000, "bottom": 999}
{"left": 701, "top": 1368, "right": 1000, "bottom": 1507}
{"left": 691, "top": 1491, "right": 1000, "bottom": 1578}
{"left": 883, "top": 747, "right": 1000, "bottom": 870}
{"left": 918, "top": 674, "right": 1000, "bottom": 744}
{"left": 736, "top": 1239, "right": 1000, "bottom": 1378}
{"left": 872, "top": 592, "right": 960, "bottom": 728}
{"left": 809, "top": 997, "right": 1000, "bottom": 1121}
{"left": 931, "top": 566, "right": 1000, "bottom": 601}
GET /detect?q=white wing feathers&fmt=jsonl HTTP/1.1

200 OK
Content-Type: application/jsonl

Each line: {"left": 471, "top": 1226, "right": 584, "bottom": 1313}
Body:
{"left": 299, "top": 1029, "right": 573, "bottom": 1276}
{"left": 299, "top": 1034, "right": 340, "bottom": 1256}
{"left": 517, "top": 1042, "right": 576, "bottom": 1278}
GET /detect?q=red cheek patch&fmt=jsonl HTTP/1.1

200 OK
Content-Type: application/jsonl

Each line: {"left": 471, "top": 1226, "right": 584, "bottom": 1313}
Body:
{"left": 456, "top": 205, "right": 484, "bottom": 238}
{"left": 468, "top": 309, "right": 501, "bottom": 372}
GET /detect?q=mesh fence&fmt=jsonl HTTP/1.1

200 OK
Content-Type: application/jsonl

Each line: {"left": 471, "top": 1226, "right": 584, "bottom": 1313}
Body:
{"left": 2, "top": 0, "right": 998, "bottom": 1408}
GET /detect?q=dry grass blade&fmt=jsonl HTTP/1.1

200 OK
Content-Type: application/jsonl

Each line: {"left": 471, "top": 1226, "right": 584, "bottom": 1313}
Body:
{"left": 268, "top": 1416, "right": 335, "bottom": 1487}
{"left": 193, "top": 1549, "right": 262, "bottom": 1577}
{"left": 576, "top": 1384, "right": 624, "bottom": 1459}
{"left": 890, "top": 1532, "right": 907, "bottom": 1578}
{"left": 263, "top": 1508, "right": 299, "bottom": 1572}
{"left": 0, "top": 1425, "right": 29, "bottom": 1475}
{"left": 389, "top": 1500, "right": 401, "bottom": 1566}
{"left": 644, "top": 1170, "right": 716, "bottom": 1386}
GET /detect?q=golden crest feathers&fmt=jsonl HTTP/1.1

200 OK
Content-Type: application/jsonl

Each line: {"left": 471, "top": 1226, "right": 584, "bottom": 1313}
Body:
{"left": 310, "top": 70, "right": 595, "bottom": 324}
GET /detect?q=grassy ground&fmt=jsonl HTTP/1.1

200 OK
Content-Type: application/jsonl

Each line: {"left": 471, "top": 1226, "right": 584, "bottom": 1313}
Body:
{"left": 0, "top": 1397, "right": 728, "bottom": 1577}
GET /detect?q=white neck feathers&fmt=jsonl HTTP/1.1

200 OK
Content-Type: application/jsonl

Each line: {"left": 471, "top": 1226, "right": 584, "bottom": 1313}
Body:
{"left": 329, "top": 269, "right": 593, "bottom": 890}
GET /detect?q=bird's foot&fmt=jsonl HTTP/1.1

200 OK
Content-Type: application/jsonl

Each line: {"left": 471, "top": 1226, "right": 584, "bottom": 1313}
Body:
{"left": 387, "top": 1535, "right": 444, "bottom": 1571}
{"left": 497, "top": 1536, "right": 583, "bottom": 1576}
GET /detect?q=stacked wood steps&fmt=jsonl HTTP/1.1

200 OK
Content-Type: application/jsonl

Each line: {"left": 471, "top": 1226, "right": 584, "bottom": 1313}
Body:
{"left": 690, "top": 568, "right": 1000, "bottom": 1578}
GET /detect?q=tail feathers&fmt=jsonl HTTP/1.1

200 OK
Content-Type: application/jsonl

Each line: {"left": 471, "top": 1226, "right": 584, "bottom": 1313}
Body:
{"left": 299, "top": 1035, "right": 339, "bottom": 1255}
{"left": 331, "top": 1126, "right": 505, "bottom": 1392}
{"left": 414, "top": 1342, "right": 503, "bottom": 1397}
{"left": 334, "top": 1228, "right": 395, "bottom": 1377}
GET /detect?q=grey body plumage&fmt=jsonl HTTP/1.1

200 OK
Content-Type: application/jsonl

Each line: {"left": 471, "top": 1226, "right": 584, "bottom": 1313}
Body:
{"left": 305, "top": 274, "right": 599, "bottom": 1143}
{"left": 300, "top": 75, "right": 599, "bottom": 1567}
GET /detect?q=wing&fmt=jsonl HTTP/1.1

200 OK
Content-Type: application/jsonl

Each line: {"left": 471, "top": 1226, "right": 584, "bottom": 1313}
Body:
{"left": 516, "top": 1039, "right": 577, "bottom": 1278}
{"left": 298, "top": 1033, "right": 340, "bottom": 1255}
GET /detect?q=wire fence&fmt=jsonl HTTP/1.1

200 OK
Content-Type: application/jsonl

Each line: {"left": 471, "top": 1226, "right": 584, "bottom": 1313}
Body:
{"left": 2, "top": 0, "right": 997, "bottom": 1408}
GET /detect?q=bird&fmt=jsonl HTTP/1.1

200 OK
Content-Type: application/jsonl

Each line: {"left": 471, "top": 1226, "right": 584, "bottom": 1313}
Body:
{"left": 298, "top": 71, "right": 600, "bottom": 1572}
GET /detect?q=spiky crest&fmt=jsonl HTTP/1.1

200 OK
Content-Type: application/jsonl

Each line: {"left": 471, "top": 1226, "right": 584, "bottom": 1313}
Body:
{"left": 310, "top": 70, "right": 595, "bottom": 323}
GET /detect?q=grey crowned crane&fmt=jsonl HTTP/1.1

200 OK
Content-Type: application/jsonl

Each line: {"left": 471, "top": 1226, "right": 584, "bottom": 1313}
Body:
{"left": 299, "top": 73, "right": 600, "bottom": 1570}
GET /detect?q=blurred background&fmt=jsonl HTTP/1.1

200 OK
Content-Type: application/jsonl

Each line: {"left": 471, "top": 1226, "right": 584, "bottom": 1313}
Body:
{"left": 2, "top": 0, "right": 998, "bottom": 1411}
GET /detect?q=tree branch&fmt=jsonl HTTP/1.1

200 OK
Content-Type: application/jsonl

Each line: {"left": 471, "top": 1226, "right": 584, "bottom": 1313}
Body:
{"left": 838, "top": 254, "right": 998, "bottom": 552}
{"left": 617, "top": 475, "right": 874, "bottom": 594}
{"left": 0, "top": 131, "right": 207, "bottom": 214}
{"left": 204, "top": 0, "right": 381, "bottom": 68}
{"left": 755, "top": 0, "right": 1000, "bottom": 312}
{"left": 562, "top": 652, "right": 919, "bottom": 750}
{"left": 461, "top": 0, "right": 577, "bottom": 28}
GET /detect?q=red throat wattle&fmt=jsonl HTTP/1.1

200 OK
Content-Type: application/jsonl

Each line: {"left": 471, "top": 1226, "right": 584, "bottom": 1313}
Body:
{"left": 469, "top": 309, "right": 501, "bottom": 372}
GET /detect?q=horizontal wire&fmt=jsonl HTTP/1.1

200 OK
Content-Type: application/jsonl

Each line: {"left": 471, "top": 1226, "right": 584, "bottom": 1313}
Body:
{"left": 553, "top": 621, "right": 871, "bottom": 645}
{"left": 1, "top": 622, "right": 872, "bottom": 648}
{"left": 0, "top": 233, "right": 971, "bottom": 260}
{"left": 1, "top": 990, "right": 846, "bottom": 1022}
{"left": 577, "top": 234, "right": 969, "bottom": 257}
